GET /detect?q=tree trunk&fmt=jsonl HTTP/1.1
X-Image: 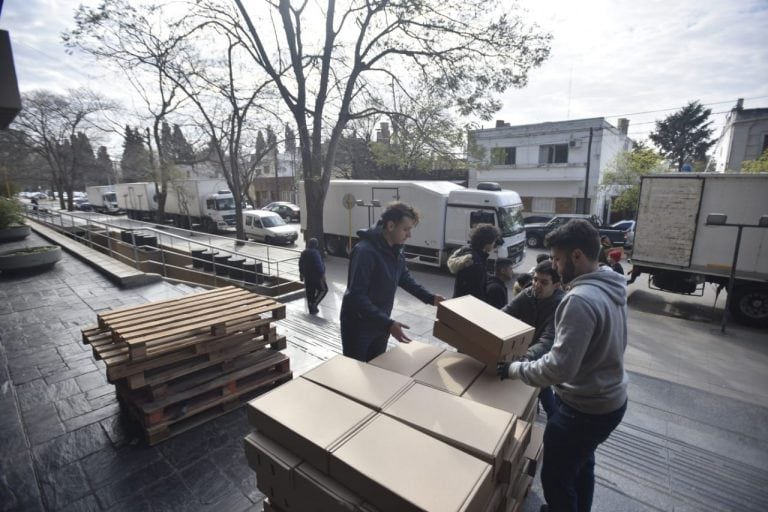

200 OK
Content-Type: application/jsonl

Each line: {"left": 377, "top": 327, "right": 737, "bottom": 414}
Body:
{"left": 303, "top": 175, "right": 326, "bottom": 250}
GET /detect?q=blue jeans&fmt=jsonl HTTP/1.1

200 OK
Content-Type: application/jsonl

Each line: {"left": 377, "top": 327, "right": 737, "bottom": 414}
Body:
{"left": 541, "top": 396, "right": 627, "bottom": 512}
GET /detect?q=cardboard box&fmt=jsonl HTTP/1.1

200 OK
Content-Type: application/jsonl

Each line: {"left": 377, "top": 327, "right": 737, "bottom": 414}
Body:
{"left": 497, "top": 420, "right": 532, "bottom": 485}
{"left": 330, "top": 414, "right": 494, "bottom": 512}
{"left": 246, "top": 378, "right": 376, "bottom": 473}
{"left": 301, "top": 355, "right": 414, "bottom": 410}
{"left": 383, "top": 383, "right": 515, "bottom": 475}
{"left": 369, "top": 340, "right": 445, "bottom": 377}
{"left": 413, "top": 351, "right": 486, "bottom": 395}
{"left": 523, "top": 424, "right": 545, "bottom": 477}
{"left": 461, "top": 371, "right": 538, "bottom": 422}
{"left": 293, "top": 462, "right": 366, "bottom": 511}
{"left": 433, "top": 321, "right": 517, "bottom": 366}
{"left": 243, "top": 431, "right": 301, "bottom": 508}
{"left": 436, "top": 295, "right": 534, "bottom": 361}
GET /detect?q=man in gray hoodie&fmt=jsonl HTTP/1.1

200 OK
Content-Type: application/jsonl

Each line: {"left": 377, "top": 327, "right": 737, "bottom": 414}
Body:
{"left": 498, "top": 219, "right": 628, "bottom": 512}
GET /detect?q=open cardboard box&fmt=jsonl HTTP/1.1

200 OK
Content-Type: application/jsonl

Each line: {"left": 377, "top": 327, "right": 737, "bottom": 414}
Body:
{"left": 436, "top": 295, "right": 534, "bottom": 362}
{"left": 369, "top": 340, "right": 445, "bottom": 377}
{"left": 330, "top": 414, "right": 494, "bottom": 512}
{"left": 301, "top": 354, "right": 414, "bottom": 410}
{"left": 246, "top": 378, "right": 376, "bottom": 473}
{"left": 383, "top": 382, "right": 515, "bottom": 477}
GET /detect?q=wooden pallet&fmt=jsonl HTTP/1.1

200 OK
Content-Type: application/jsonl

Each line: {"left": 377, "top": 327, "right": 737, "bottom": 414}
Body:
{"left": 118, "top": 349, "right": 290, "bottom": 428}
{"left": 83, "top": 322, "right": 284, "bottom": 387}
{"left": 91, "top": 286, "right": 286, "bottom": 361}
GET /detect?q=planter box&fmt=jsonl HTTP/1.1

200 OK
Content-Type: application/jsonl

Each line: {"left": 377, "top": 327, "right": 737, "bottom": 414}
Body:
{"left": 0, "top": 245, "right": 61, "bottom": 273}
{"left": 0, "top": 225, "right": 31, "bottom": 243}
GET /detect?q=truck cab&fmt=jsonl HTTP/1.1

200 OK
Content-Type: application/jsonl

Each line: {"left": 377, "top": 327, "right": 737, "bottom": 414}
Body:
{"left": 203, "top": 191, "right": 237, "bottom": 231}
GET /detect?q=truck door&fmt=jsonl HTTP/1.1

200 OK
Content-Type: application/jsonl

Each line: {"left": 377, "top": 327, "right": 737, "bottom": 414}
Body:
{"left": 444, "top": 206, "right": 497, "bottom": 247}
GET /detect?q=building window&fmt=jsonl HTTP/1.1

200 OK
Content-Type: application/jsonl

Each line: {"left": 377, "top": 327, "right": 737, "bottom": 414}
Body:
{"left": 531, "top": 197, "right": 555, "bottom": 213}
{"left": 491, "top": 146, "right": 516, "bottom": 165}
{"left": 539, "top": 144, "right": 569, "bottom": 164}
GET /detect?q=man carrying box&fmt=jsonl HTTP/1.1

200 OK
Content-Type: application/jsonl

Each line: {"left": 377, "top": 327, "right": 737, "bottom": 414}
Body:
{"left": 340, "top": 202, "right": 444, "bottom": 362}
{"left": 501, "top": 259, "right": 565, "bottom": 415}
{"left": 497, "top": 219, "right": 628, "bottom": 512}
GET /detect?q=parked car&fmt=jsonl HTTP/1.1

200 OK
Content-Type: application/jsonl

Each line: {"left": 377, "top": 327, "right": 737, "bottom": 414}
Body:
{"left": 523, "top": 214, "right": 553, "bottom": 225}
{"left": 611, "top": 220, "right": 636, "bottom": 249}
{"left": 243, "top": 210, "right": 298, "bottom": 245}
{"left": 524, "top": 214, "right": 627, "bottom": 248}
{"left": 262, "top": 201, "right": 301, "bottom": 222}
{"left": 74, "top": 198, "right": 93, "bottom": 212}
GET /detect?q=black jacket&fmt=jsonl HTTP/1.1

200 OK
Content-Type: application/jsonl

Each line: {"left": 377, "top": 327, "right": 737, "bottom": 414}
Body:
{"left": 485, "top": 276, "right": 508, "bottom": 309}
{"left": 502, "top": 287, "right": 565, "bottom": 359}
{"left": 447, "top": 246, "right": 490, "bottom": 301}
{"left": 299, "top": 248, "right": 325, "bottom": 282}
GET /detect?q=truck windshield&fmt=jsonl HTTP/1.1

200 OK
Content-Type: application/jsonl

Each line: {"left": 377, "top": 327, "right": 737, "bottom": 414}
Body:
{"left": 215, "top": 197, "right": 236, "bottom": 210}
{"left": 497, "top": 206, "right": 524, "bottom": 237}
{"left": 104, "top": 192, "right": 117, "bottom": 203}
{"left": 261, "top": 216, "right": 286, "bottom": 228}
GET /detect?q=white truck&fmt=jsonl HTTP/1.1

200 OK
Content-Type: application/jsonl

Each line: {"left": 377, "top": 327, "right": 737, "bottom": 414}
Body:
{"left": 164, "top": 179, "right": 238, "bottom": 233}
{"left": 85, "top": 185, "right": 122, "bottom": 214}
{"left": 299, "top": 179, "right": 527, "bottom": 268}
{"left": 630, "top": 173, "right": 768, "bottom": 327}
{"left": 115, "top": 182, "right": 158, "bottom": 221}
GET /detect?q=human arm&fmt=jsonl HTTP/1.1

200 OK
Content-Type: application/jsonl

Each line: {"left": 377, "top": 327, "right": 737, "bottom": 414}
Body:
{"left": 526, "top": 320, "right": 555, "bottom": 360}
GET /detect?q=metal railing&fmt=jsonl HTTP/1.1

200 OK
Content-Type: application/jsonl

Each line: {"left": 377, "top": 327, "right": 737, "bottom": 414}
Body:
{"left": 23, "top": 206, "right": 302, "bottom": 289}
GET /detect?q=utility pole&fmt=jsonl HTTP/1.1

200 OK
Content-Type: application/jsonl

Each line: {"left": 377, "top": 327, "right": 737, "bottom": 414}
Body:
{"left": 582, "top": 127, "right": 593, "bottom": 214}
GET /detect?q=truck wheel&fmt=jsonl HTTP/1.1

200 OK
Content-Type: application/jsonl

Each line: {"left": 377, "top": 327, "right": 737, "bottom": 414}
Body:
{"left": 325, "top": 236, "right": 348, "bottom": 257}
{"left": 526, "top": 235, "right": 540, "bottom": 248}
{"left": 729, "top": 284, "right": 768, "bottom": 328}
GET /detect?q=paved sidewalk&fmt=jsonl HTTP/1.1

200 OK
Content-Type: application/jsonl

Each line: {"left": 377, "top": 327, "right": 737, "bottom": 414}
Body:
{"left": 2, "top": 231, "right": 768, "bottom": 511}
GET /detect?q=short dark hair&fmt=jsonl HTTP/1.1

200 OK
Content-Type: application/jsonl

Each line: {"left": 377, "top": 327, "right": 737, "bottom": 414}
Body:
{"left": 545, "top": 219, "right": 601, "bottom": 261}
{"left": 469, "top": 223, "right": 501, "bottom": 250}
{"left": 536, "top": 253, "right": 550, "bottom": 264}
{"left": 381, "top": 202, "right": 419, "bottom": 226}
{"left": 534, "top": 260, "right": 561, "bottom": 283}
{"left": 495, "top": 258, "right": 513, "bottom": 271}
{"left": 515, "top": 273, "right": 532, "bottom": 287}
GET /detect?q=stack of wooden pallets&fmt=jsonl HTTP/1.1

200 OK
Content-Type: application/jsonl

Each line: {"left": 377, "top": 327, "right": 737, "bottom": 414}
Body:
{"left": 81, "top": 286, "right": 292, "bottom": 445}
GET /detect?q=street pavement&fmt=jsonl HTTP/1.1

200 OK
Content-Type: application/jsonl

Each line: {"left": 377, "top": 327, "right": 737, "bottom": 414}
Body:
{"left": 1, "top": 227, "right": 767, "bottom": 511}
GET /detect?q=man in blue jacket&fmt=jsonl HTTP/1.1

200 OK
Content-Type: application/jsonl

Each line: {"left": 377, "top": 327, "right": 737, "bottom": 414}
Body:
{"left": 299, "top": 238, "right": 327, "bottom": 314}
{"left": 340, "top": 202, "right": 445, "bottom": 362}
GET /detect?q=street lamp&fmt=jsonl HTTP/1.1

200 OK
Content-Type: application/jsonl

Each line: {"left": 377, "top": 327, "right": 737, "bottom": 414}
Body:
{"left": 705, "top": 213, "right": 768, "bottom": 333}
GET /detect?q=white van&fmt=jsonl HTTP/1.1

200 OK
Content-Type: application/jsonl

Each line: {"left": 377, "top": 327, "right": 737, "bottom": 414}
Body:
{"left": 243, "top": 210, "right": 299, "bottom": 245}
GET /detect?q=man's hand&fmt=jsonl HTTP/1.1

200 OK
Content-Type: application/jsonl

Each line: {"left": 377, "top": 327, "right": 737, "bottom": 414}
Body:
{"left": 389, "top": 321, "right": 412, "bottom": 343}
{"left": 496, "top": 361, "right": 511, "bottom": 381}
{"left": 433, "top": 295, "right": 446, "bottom": 306}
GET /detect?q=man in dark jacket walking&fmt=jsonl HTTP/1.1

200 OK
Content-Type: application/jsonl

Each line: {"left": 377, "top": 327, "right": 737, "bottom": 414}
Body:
{"left": 447, "top": 223, "right": 500, "bottom": 302}
{"left": 299, "top": 238, "right": 327, "bottom": 314}
{"left": 340, "top": 202, "right": 444, "bottom": 362}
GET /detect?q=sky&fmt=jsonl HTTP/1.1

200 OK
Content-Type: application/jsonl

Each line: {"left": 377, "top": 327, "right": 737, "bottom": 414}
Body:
{"left": 2, "top": 0, "right": 768, "bottom": 152}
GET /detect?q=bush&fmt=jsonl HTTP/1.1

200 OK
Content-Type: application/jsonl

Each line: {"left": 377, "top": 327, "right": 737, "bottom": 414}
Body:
{"left": 0, "top": 197, "right": 26, "bottom": 229}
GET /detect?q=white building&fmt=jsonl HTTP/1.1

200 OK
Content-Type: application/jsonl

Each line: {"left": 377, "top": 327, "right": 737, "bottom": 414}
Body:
{"left": 714, "top": 99, "right": 768, "bottom": 173}
{"left": 468, "top": 117, "right": 632, "bottom": 221}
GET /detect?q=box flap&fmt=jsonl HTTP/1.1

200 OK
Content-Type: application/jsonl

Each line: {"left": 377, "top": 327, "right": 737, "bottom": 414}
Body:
{"left": 369, "top": 340, "right": 445, "bottom": 377}
{"left": 413, "top": 351, "right": 486, "bottom": 395}
{"left": 383, "top": 383, "right": 515, "bottom": 467}
{"left": 301, "top": 355, "right": 414, "bottom": 410}
{"left": 331, "top": 414, "right": 494, "bottom": 512}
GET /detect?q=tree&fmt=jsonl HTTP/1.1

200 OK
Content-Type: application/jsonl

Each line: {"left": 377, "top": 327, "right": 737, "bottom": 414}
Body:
{"left": 741, "top": 149, "right": 768, "bottom": 173}
{"left": 601, "top": 143, "right": 667, "bottom": 216}
{"left": 171, "top": 124, "right": 195, "bottom": 164}
{"left": 95, "top": 146, "right": 116, "bottom": 185}
{"left": 70, "top": 132, "right": 98, "bottom": 189}
{"left": 10, "top": 89, "right": 114, "bottom": 210}
{"left": 120, "top": 126, "right": 152, "bottom": 182}
{"left": 649, "top": 101, "right": 715, "bottom": 172}
{"left": 284, "top": 124, "right": 296, "bottom": 153}
{"left": 230, "top": 0, "right": 551, "bottom": 246}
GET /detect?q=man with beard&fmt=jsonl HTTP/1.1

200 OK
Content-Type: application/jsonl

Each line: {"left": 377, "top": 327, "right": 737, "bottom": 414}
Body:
{"left": 497, "top": 219, "right": 628, "bottom": 512}
{"left": 501, "top": 259, "right": 565, "bottom": 415}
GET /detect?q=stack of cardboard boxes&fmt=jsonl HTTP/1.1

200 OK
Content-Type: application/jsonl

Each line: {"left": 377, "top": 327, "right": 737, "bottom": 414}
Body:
{"left": 81, "top": 286, "right": 291, "bottom": 444}
{"left": 244, "top": 295, "right": 543, "bottom": 511}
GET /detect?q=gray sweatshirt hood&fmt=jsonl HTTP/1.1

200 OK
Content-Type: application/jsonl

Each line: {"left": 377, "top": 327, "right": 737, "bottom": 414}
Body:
{"left": 569, "top": 266, "right": 627, "bottom": 306}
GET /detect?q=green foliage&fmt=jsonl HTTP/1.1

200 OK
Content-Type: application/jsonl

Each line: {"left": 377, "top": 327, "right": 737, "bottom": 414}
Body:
{"left": 649, "top": 101, "right": 715, "bottom": 171}
{"left": 120, "top": 126, "right": 152, "bottom": 182}
{"left": 601, "top": 146, "right": 667, "bottom": 213}
{"left": 0, "top": 197, "right": 26, "bottom": 229}
{"left": 741, "top": 149, "right": 768, "bottom": 173}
